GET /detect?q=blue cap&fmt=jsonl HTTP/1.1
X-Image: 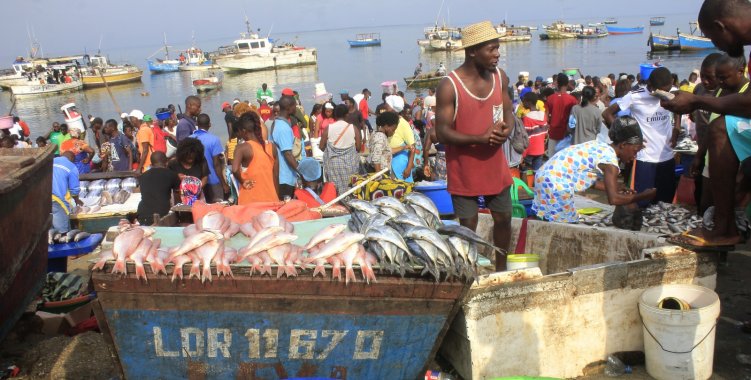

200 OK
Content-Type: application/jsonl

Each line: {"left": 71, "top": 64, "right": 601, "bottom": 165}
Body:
{"left": 339, "top": 90, "right": 349, "bottom": 95}
{"left": 535, "top": 76, "right": 544, "bottom": 82}
{"left": 298, "top": 157, "right": 322, "bottom": 182}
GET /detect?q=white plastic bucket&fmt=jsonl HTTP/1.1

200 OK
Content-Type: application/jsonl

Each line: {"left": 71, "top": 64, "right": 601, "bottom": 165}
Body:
{"left": 65, "top": 115, "right": 85, "bottom": 133}
{"left": 638, "top": 284, "right": 720, "bottom": 380}
{"left": 506, "top": 254, "right": 539, "bottom": 271}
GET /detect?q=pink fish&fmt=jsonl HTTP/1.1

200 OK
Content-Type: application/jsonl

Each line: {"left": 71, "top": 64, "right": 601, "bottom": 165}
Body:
{"left": 145, "top": 238, "right": 162, "bottom": 274}
{"left": 92, "top": 249, "right": 114, "bottom": 271}
{"left": 284, "top": 221, "right": 295, "bottom": 233}
{"left": 328, "top": 255, "right": 343, "bottom": 281}
{"left": 168, "top": 230, "right": 223, "bottom": 260}
{"left": 337, "top": 243, "right": 360, "bottom": 285}
{"left": 129, "top": 237, "right": 153, "bottom": 282}
{"left": 304, "top": 232, "right": 364, "bottom": 264}
{"left": 239, "top": 222, "right": 256, "bottom": 238}
{"left": 256, "top": 251, "right": 274, "bottom": 276}
{"left": 241, "top": 231, "right": 297, "bottom": 259}
{"left": 112, "top": 228, "right": 145, "bottom": 275}
{"left": 183, "top": 224, "right": 199, "bottom": 237}
{"left": 267, "top": 244, "right": 295, "bottom": 278}
{"left": 170, "top": 254, "right": 193, "bottom": 282}
{"left": 304, "top": 224, "right": 347, "bottom": 250}
{"left": 216, "top": 246, "right": 238, "bottom": 278}
{"left": 355, "top": 245, "right": 377, "bottom": 284}
{"left": 255, "top": 210, "right": 282, "bottom": 229}
{"left": 150, "top": 247, "right": 170, "bottom": 276}
{"left": 188, "top": 252, "right": 201, "bottom": 280}
{"left": 245, "top": 254, "right": 264, "bottom": 276}
{"left": 224, "top": 222, "right": 240, "bottom": 240}
{"left": 239, "top": 226, "right": 285, "bottom": 259}
{"left": 195, "top": 239, "right": 222, "bottom": 283}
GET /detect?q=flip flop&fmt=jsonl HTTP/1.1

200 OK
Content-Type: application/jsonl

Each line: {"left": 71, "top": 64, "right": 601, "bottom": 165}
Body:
{"left": 666, "top": 232, "right": 736, "bottom": 251}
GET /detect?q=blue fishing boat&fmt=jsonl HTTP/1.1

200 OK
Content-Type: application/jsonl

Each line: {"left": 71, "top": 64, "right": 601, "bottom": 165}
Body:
{"left": 147, "top": 59, "right": 180, "bottom": 73}
{"left": 606, "top": 25, "right": 644, "bottom": 35}
{"left": 678, "top": 32, "right": 714, "bottom": 50}
{"left": 650, "top": 17, "right": 666, "bottom": 26}
{"left": 648, "top": 33, "right": 680, "bottom": 51}
{"left": 348, "top": 33, "right": 381, "bottom": 48}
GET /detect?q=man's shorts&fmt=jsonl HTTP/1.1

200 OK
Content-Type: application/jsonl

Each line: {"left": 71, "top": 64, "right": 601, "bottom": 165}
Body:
{"left": 451, "top": 186, "right": 511, "bottom": 220}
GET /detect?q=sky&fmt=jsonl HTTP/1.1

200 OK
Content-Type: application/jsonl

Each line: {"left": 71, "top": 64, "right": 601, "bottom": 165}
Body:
{"left": 1, "top": 0, "right": 704, "bottom": 61}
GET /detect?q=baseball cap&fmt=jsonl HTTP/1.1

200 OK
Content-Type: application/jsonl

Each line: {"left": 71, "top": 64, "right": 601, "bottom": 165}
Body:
{"left": 143, "top": 115, "right": 153, "bottom": 122}
{"left": 120, "top": 112, "right": 129, "bottom": 119}
{"left": 281, "top": 88, "right": 294, "bottom": 96}
{"left": 385, "top": 95, "right": 404, "bottom": 113}
{"left": 129, "top": 109, "right": 144, "bottom": 120}
{"left": 297, "top": 157, "right": 322, "bottom": 182}
{"left": 221, "top": 101, "right": 231, "bottom": 110}
{"left": 535, "top": 76, "right": 544, "bottom": 82}
{"left": 232, "top": 99, "right": 240, "bottom": 105}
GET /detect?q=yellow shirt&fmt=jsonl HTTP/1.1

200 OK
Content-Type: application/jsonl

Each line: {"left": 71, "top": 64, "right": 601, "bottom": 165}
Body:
{"left": 680, "top": 83, "right": 697, "bottom": 93}
{"left": 389, "top": 117, "right": 415, "bottom": 148}
{"left": 516, "top": 100, "right": 546, "bottom": 118}
{"left": 226, "top": 138, "right": 239, "bottom": 160}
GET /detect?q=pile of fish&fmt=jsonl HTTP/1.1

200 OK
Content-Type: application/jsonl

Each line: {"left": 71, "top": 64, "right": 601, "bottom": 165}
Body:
{"left": 93, "top": 193, "right": 498, "bottom": 284}
{"left": 77, "top": 178, "right": 137, "bottom": 214}
{"left": 347, "top": 193, "right": 496, "bottom": 282}
{"left": 49, "top": 228, "right": 91, "bottom": 244}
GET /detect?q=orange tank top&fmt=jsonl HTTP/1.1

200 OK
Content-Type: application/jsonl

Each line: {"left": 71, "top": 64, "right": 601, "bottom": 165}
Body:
{"left": 238, "top": 140, "right": 279, "bottom": 204}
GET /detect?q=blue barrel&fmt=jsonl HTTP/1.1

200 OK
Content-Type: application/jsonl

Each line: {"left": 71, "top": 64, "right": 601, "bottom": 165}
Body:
{"left": 640, "top": 63, "right": 660, "bottom": 80}
{"left": 414, "top": 180, "right": 454, "bottom": 215}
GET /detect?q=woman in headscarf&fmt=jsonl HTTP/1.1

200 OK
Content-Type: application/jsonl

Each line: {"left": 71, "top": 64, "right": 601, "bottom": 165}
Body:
{"left": 385, "top": 95, "right": 416, "bottom": 182}
{"left": 168, "top": 138, "right": 209, "bottom": 205}
{"left": 232, "top": 112, "right": 279, "bottom": 204}
{"left": 319, "top": 104, "right": 362, "bottom": 195}
{"left": 532, "top": 116, "right": 656, "bottom": 223}
{"left": 314, "top": 101, "right": 335, "bottom": 138}
{"left": 60, "top": 128, "right": 94, "bottom": 174}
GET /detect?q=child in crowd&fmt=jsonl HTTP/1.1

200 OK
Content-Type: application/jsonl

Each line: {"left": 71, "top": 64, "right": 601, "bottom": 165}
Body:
{"left": 520, "top": 93, "right": 548, "bottom": 170}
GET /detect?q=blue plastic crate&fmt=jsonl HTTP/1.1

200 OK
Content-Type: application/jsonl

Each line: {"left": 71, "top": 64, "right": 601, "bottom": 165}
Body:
{"left": 48, "top": 233, "right": 104, "bottom": 273}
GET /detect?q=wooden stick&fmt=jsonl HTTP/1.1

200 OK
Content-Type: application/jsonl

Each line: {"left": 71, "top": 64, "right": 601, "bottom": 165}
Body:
{"left": 98, "top": 70, "right": 122, "bottom": 115}
{"left": 314, "top": 167, "right": 390, "bottom": 211}
{"left": 7, "top": 98, "right": 17, "bottom": 116}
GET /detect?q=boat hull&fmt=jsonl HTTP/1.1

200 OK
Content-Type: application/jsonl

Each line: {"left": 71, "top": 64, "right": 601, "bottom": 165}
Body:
{"left": 678, "top": 32, "right": 715, "bottom": 50}
{"left": 499, "top": 35, "right": 531, "bottom": 42}
{"left": 404, "top": 75, "right": 445, "bottom": 88}
{"left": 147, "top": 60, "right": 180, "bottom": 73}
{"left": 179, "top": 62, "right": 220, "bottom": 71}
{"left": 540, "top": 31, "right": 578, "bottom": 40}
{"left": 427, "top": 39, "right": 463, "bottom": 51}
{"left": 576, "top": 32, "right": 608, "bottom": 39}
{"left": 606, "top": 26, "right": 644, "bottom": 35}
{"left": 0, "top": 146, "right": 55, "bottom": 342}
{"left": 81, "top": 69, "right": 143, "bottom": 88}
{"left": 0, "top": 76, "right": 36, "bottom": 90}
{"left": 348, "top": 40, "right": 381, "bottom": 47}
{"left": 649, "top": 34, "right": 680, "bottom": 51}
{"left": 216, "top": 48, "right": 317, "bottom": 73}
{"left": 10, "top": 82, "right": 83, "bottom": 97}
{"left": 193, "top": 78, "right": 222, "bottom": 92}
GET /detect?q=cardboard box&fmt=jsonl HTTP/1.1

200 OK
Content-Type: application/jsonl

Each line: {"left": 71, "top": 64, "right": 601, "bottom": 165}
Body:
{"left": 63, "top": 302, "right": 93, "bottom": 327}
{"left": 35, "top": 311, "right": 66, "bottom": 335}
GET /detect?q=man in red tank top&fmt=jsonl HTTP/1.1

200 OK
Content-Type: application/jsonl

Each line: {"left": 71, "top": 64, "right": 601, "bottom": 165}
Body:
{"left": 435, "top": 20, "right": 515, "bottom": 271}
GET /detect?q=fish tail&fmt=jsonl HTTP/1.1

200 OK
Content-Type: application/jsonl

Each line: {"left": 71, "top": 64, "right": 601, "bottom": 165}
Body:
{"left": 332, "top": 265, "right": 342, "bottom": 281}
{"left": 92, "top": 259, "right": 107, "bottom": 271}
{"left": 313, "top": 264, "right": 326, "bottom": 278}
{"left": 111, "top": 258, "right": 126, "bottom": 275}
{"left": 226, "top": 265, "right": 234, "bottom": 279}
{"left": 345, "top": 266, "right": 356, "bottom": 285}
{"left": 189, "top": 264, "right": 201, "bottom": 280}
{"left": 171, "top": 266, "right": 183, "bottom": 282}
{"left": 284, "top": 265, "right": 298, "bottom": 278}
{"left": 202, "top": 263, "right": 212, "bottom": 283}
{"left": 135, "top": 264, "right": 148, "bottom": 282}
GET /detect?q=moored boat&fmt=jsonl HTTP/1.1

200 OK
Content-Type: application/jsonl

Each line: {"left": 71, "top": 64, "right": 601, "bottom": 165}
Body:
{"left": 650, "top": 16, "right": 666, "bottom": 26}
{"left": 404, "top": 73, "right": 445, "bottom": 88}
{"left": 147, "top": 59, "right": 180, "bottom": 73}
{"left": 496, "top": 25, "right": 532, "bottom": 43}
{"left": 678, "top": 32, "right": 714, "bottom": 51}
{"left": 604, "top": 17, "right": 618, "bottom": 24}
{"left": 0, "top": 56, "right": 82, "bottom": 89}
{"left": 177, "top": 47, "right": 219, "bottom": 71}
{"left": 540, "top": 21, "right": 580, "bottom": 40}
{"left": 80, "top": 55, "right": 142, "bottom": 88}
{"left": 10, "top": 81, "right": 82, "bottom": 97}
{"left": 648, "top": 33, "right": 680, "bottom": 51}
{"left": 605, "top": 25, "right": 644, "bottom": 35}
{"left": 348, "top": 33, "right": 381, "bottom": 47}
{"left": 428, "top": 38, "right": 462, "bottom": 50}
{"left": 0, "top": 146, "right": 55, "bottom": 342}
{"left": 192, "top": 76, "right": 222, "bottom": 92}
{"left": 576, "top": 29, "right": 608, "bottom": 39}
{"left": 215, "top": 29, "right": 317, "bottom": 73}
{"left": 419, "top": 26, "right": 463, "bottom": 49}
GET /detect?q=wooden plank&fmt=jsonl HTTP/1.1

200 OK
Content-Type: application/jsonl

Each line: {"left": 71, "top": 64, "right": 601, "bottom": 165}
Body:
{"left": 92, "top": 299, "right": 126, "bottom": 378}
{"left": 79, "top": 171, "right": 138, "bottom": 181}
{"left": 92, "top": 270, "right": 465, "bottom": 300}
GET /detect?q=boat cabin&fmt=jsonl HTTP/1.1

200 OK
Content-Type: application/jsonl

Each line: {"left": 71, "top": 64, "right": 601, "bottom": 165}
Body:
{"left": 86, "top": 55, "right": 110, "bottom": 68}
{"left": 11, "top": 62, "right": 34, "bottom": 75}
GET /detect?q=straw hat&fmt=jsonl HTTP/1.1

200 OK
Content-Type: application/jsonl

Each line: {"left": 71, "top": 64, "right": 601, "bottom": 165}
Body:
{"left": 459, "top": 21, "right": 503, "bottom": 50}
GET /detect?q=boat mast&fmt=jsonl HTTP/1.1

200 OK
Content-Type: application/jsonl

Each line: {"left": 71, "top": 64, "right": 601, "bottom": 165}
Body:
{"left": 164, "top": 33, "right": 170, "bottom": 60}
{"left": 434, "top": 0, "right": 445, "bottom": 28}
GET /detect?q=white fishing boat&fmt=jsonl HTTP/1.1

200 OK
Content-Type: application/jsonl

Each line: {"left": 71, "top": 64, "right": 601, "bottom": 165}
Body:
{"left": 0, "top": 56, "right": 82, "bottom": 89}
{"left": 215, "top": 30, "right": 317, "bottom": 73}
{"left": 10, "top": 81, "right": 82, "bottom": 97}
{"left": 177, "top": 47, "right": 219, "bottom": 71}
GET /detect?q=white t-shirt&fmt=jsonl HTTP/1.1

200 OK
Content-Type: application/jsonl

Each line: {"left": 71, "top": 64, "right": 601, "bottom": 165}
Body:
{"left": 326, "top": 120, "right": 356, "bottom": 149}
{"left": 617, "top": 88, "right": 675, "bottom": 163}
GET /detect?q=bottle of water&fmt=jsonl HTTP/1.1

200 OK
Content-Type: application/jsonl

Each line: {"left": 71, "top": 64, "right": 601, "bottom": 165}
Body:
{"left": 604, "top": 355, "right": 632, "bottom": 377}
{"left": 425, "top": 370, "right": 454, "bottom": 380}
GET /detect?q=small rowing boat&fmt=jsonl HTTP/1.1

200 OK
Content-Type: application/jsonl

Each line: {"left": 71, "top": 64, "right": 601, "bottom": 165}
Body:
{"left": 650, "top": 17, "right": 666, "bottom": 26}
{"left": 10, "top": 81, "right": 82, "bottom": 97}
{"left": 604, "top": 17, "right": 618, "bottom": 25}
{"left": 606, "top": 25, "right": 644, "bottom": 35}
{"left": 348, "top": 33, "right": 381, "bottom": 47}
{"left": 193, "top": 76, "right": 221, "bottom": 92}
{"left": 403, "top": 73, "right": 445, "bottom": 88}
{"left": 648, "top": 33, "right": 680, "bottom": 51}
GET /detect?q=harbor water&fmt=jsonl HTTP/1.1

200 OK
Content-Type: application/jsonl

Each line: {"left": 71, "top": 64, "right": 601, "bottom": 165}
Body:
{"left": 0, "top": 15, "right": 708, "bottom": 144}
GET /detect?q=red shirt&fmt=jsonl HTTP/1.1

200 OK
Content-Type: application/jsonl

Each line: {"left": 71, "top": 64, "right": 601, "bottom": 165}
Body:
{"left": 259, "top": 104, "right": 272, "bottom": 121}
{"left": 359, "top": 98, "right": 369, "bottom": 120}
{"left": 151, "top": 122, "right": 168, "bottom": 153}
{"left": 522, "top": 110, "right": 548, "bottom": 156}
{"left": 545, "top": 91, "right": 578, "bottom": 140}
{"left": 445, "top": 69, "right": 512, "bottom": 196}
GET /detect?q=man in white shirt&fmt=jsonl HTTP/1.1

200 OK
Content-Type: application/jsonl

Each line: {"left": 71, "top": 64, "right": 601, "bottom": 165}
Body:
{"left": 603, "top": 67, "right": 680, "bottom": 206}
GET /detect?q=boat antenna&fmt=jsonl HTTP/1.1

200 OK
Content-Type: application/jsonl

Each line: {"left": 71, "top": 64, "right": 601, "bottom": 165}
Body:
{"left": 434, "top": 0, "right": 445, "bottom": 27}
{"left": 267, "top": 24, "right": 274, "bottom": 39}
{"left": 164, "top": 32, "right": 170, "bottom": 59}
{"left": 244, "top": 13, "right": 252, "bottom": 36}
{"left": 98, "top": 34, "right": 103, "bottom": 55}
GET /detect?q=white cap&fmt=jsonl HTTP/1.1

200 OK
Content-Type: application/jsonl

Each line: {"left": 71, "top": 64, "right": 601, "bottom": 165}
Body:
{"left": 386, "top": 95, "right": 404, "bottom": 113}
{"left": 120, "top": 112, "right": 128, "bottom": 118}
{"left": 129, "top": 109, "right": 144, "bottom": 120}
